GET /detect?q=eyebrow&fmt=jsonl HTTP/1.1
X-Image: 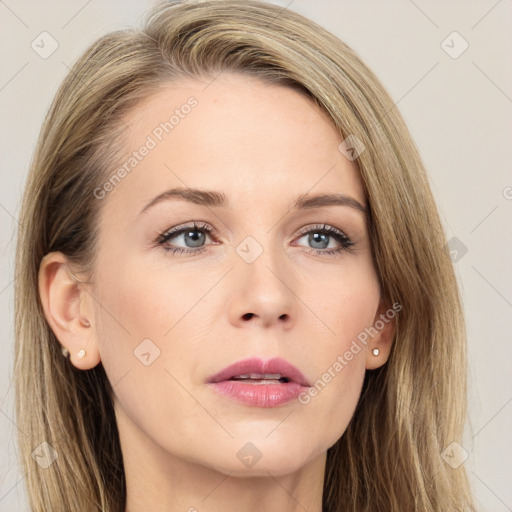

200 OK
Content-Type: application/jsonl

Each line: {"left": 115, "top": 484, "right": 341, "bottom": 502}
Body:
{"left": 139, "top": 187, "right": 369, "bottom": 218}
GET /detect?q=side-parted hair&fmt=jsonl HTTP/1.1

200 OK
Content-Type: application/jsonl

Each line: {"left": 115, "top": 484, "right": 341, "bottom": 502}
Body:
{"left": 14, "top": 1, "right": 475, "bottom": 510}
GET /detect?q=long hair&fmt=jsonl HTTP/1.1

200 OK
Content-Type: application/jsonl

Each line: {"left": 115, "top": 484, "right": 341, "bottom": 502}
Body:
{"left": 14, "top": 1, "right": 475, "bottom": 510}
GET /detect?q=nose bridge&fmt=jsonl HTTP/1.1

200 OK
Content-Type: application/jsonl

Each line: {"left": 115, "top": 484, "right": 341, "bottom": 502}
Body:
{"left": 228, "top": 231, "right": 295, "bottom": 327}
{"left": 238, "top": 233, "right": 289, "bottom": 293}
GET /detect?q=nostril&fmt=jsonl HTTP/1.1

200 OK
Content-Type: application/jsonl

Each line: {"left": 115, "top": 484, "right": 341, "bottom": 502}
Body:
{"left": 242, "top": 313, "right": 254, "bottom": 320}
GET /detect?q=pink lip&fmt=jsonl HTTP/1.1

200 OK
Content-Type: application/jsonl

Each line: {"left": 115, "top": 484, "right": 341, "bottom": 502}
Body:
{"left": 207, "top": 357, "right": 311, "bottom": 408}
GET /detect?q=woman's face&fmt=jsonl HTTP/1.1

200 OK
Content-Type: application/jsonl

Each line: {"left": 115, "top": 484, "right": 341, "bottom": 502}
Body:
{"left": 84, "top": 73, "right": 392, "bottom": 477}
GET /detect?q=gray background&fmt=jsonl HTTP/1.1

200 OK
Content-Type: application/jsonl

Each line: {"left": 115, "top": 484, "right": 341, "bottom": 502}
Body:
{"left": 1, "top": 1, "right": 511, "bottom": 510}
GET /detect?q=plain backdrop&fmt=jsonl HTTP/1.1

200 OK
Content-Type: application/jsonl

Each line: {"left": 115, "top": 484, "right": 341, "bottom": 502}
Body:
{"left": 1, "top": 1, "right": 511, "bottom": 510}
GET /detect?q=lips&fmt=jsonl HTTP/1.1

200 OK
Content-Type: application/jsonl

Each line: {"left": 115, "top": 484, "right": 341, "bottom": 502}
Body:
{"left": 208, "top": 356, "right": 311, "bottom": 386}
{"left": 207, "top": 357, "right": 311, "bottom": 407}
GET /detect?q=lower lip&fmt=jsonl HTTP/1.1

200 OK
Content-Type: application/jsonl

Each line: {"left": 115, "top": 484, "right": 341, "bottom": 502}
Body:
{"left": 209, "top": 380, "right": 308, "bottom": 407}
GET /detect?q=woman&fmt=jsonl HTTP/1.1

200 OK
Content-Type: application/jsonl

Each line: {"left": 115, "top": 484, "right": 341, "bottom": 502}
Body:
{"left": 14, "top": 0, "right": 476, "bottom": 510}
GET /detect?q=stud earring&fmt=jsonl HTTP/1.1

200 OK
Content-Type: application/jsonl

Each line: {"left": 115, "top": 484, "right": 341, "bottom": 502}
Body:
{"left": 80, "top": 318, "right": 90, "bottom": 327}
{"left": 372, "top": 348, "right": 380, "bottom": 356}
{"left": 77, "top": 349, "right": 87, "bottom": 359}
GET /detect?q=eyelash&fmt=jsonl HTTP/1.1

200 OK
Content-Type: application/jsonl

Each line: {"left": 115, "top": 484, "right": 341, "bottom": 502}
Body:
{"left": 156, "top": 222, "right": 355, "bottom": 257}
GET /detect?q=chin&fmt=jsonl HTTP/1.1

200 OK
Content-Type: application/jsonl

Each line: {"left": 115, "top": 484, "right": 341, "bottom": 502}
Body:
{"left": 201, "top": 438, "right": 323, "bottom": 478}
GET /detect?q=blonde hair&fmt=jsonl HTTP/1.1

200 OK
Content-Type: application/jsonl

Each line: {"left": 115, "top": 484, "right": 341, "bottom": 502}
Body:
{"left": 14, "top": 1, "right": 475, "bottom": 510}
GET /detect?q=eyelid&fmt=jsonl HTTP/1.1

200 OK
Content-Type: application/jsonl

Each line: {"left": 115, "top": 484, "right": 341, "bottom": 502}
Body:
{"left": 158, "top": 221, "right": 215, "bottom": 240}
{"left": 295, "top": 223, "right": 348, "bottom": 238}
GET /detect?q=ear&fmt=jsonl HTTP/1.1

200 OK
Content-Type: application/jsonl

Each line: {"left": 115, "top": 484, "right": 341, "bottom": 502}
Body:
{"left": 365, "top": 299, "right": 398, "bottom": 370}
{"left": 38, "top": 251, "right": 100, "bottom": 370}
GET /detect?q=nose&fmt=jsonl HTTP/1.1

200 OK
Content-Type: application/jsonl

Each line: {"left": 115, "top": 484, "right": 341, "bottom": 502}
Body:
{"left": 227, "top": 244, "right": 296, "bottom": 330}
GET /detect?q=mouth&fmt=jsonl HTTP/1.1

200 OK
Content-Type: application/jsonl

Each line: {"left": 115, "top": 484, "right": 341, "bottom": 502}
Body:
{"left": 207, "top": 357, "right": 311, "bottom": 408}
{"left": 207, "top": 356, "right": 310, "bottom": 386}
{"left": 229, "top": 373, "right": 291, "bottom": 384}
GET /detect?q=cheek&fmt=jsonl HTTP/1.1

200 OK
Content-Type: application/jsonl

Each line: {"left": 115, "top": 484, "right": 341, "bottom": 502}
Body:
{"left": 306, "top": 255, "right": 380, "bottom": 348}
{"left": 92, "top": 262, "right": 198, "bottom": 445}
{"left": 293, "top": 263, "right": 379, "bottom": 445}
{"left": 95, "top": 258, "right": 204, "bottom": 352}
{"left": 91, "top": 261, "right": 178, "bottom": 390}
{"left": 92, "top": 255, "right": 217, "bottom": 412}
{"left": 294, "top": 321, "right": 369, "bottom": 453}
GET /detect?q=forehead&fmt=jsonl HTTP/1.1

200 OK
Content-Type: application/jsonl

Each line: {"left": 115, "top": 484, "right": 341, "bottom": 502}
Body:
{"left": 100, "top": 72, "right": 366, "bottom": 221}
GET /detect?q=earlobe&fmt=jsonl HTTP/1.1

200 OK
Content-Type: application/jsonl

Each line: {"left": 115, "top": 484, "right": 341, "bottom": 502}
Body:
{"left": 38, "top": 252, "right": 100, "bottom": 370}
{"left": 365, "top": 300, "right": 397, "bottom": 370}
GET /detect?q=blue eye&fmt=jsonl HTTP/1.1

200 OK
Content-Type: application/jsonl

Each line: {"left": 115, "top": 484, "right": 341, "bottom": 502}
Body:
{"left": 156, "top": 222, "right": 354, "bottom": 257}
{"left": 156, "top": 222, "right": 213, "bottom": 255}
{"left": 294, "top": 224, "right": 354, "bottom": 256}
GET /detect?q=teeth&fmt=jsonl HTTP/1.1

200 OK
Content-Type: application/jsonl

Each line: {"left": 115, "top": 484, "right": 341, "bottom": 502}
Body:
{"left": 234, "top": 373, "right": 283, "bottom": 379}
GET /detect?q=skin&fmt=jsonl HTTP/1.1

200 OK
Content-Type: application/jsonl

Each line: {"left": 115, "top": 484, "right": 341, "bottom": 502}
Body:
{"left": 39, "top": 72, "right": 395, "bottom": 512}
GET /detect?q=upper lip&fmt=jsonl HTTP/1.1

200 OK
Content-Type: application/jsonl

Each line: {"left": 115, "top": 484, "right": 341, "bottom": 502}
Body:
{"left": 207, "top": 357, "right": 311, "bottom": 386}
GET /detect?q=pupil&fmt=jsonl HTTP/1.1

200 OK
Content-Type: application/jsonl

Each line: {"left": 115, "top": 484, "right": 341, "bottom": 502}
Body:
{"left": 310, "top": 232, "right": 328, "bottom": 249}
{"left": 186, "top": 230, "right": 204, "bottom": 247}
